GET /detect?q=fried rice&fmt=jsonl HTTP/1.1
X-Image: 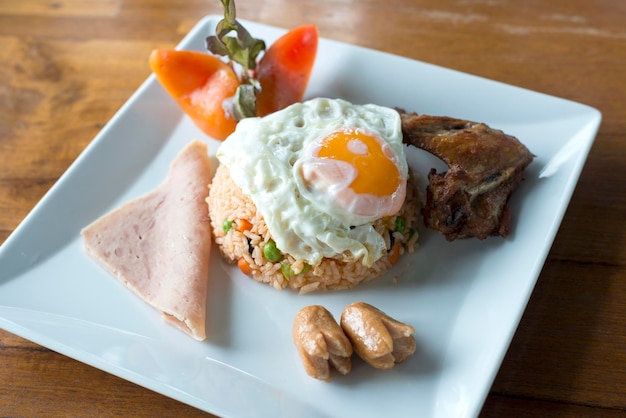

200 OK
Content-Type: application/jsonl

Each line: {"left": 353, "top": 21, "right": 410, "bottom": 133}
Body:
{"left": 207, "top": 164, "right": 421, "bottom": 293}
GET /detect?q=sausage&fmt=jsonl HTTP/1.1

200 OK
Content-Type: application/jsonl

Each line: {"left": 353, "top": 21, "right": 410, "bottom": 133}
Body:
{"left": 292, "top": 305, "right": 353, "bottom": 381}
{"left": 340, "top": 302, "right": 416, "bottom": 369}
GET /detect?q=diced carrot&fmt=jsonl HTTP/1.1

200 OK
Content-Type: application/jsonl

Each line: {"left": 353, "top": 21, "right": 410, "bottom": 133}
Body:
{"left": 388, "top": 243, "right": 401, "bottom": 265}
{"left": 237, "top": 257, "right": 253, "bottom": 275}
{"left": 236, "top": 219, "right": 253, "bottom": 232}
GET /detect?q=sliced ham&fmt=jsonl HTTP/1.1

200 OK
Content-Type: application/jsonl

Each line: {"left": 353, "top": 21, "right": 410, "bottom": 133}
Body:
{"left": 82, "top": 140, "right": 212, "bottom": 341}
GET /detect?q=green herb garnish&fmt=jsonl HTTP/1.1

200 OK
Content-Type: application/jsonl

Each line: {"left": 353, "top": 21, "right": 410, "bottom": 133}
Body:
{"left": 206, "top": 0, "right": 265, "bottom": 119}
{"left": 206, "top": 0, "right": 265, "bottom": 73}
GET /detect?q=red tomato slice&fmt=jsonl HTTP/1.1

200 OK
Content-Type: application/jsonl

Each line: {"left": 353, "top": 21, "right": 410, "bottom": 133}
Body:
{"left": 255, "top": 25, "right": 318, "bottom": 117}
{"left": 149, "top": 49, "right": 240, "bottom": 140}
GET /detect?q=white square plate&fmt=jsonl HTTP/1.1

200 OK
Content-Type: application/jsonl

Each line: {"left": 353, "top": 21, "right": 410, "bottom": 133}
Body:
{"left": 0, "top": 16, "right": 601, "bottom": 418}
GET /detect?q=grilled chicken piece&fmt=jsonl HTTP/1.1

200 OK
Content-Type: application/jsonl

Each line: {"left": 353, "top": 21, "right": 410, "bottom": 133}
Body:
{"left": 400, "top": 112, "right": 534, "bottom": 240}
{"left": 292, "top": 305, "right": 353, "bottom": 381}
{"left": 340, "top": 302, "right": 416, "bottom": 369}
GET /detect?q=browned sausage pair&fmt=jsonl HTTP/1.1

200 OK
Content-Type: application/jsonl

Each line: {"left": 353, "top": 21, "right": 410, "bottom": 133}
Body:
{"left": 292, "top": 302, "right": 416, "bottom": 381}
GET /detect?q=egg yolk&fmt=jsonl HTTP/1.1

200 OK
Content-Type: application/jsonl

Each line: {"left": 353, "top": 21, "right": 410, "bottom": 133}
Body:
{"left": 300, "top": 127, "right": 406, "bottom": 220}
{"left": 316, "top": 128, "right": 402, "bottom": 197}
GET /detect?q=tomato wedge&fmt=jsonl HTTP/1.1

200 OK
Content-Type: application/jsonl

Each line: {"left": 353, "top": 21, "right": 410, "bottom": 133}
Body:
{"left": 149, "top": 49, "right": 240, "bottom": 140}
{"left": 255, "top": 25, "right": 318, "bottom": 117}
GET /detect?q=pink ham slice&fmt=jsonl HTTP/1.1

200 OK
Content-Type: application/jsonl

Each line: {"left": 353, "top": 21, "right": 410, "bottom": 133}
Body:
{"left": 81, "top": 140, "right": 212, "bottom": 341}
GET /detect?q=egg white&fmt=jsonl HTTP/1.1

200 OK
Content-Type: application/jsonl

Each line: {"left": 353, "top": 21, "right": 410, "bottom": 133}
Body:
{"left": 216, "top": 98, "right": 407, "bottom": 267}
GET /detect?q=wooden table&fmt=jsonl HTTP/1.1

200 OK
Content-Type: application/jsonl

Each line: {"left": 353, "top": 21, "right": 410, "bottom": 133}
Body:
{"left": 1, "top": 0, "right": 624, "bottom": 416}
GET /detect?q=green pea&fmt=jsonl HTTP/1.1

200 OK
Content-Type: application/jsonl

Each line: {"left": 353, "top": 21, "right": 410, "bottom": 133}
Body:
{"left": 222, "top": 219, "right": 234, "bottom": 233}
{"left": 301, "top": 263, "right": 311, "bottom": 275}
{"left": 280, "top": 263, "right": 294, "bottom": 281}
{"left": 263, "top": 239, "right": 283, "bottom": 262}
{"left": 280, "top": 262, "right": 311, "bottom": 281}
{"left": 394, "top": 216, "right": 406, "bottom": 233}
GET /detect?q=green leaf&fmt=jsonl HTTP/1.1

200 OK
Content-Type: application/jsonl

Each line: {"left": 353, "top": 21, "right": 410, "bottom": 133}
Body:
{"left": 206, "top": 36, "right": 229, "bottom": 57}
{"left": 206, "top": 0, "right": 266, "bottom": 73}
{"left": 228, "top": 84, "right": 257, "bottom": 121}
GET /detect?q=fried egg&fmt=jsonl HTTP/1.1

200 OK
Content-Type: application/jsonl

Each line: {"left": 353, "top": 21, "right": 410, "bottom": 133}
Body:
{"left": 216, "top": 98, "right": 408, "bottom": 267}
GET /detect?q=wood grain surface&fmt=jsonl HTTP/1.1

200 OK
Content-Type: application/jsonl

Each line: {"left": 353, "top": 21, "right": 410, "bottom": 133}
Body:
{"left": 1, "top": 0, "right": 625, "bottom": 416}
